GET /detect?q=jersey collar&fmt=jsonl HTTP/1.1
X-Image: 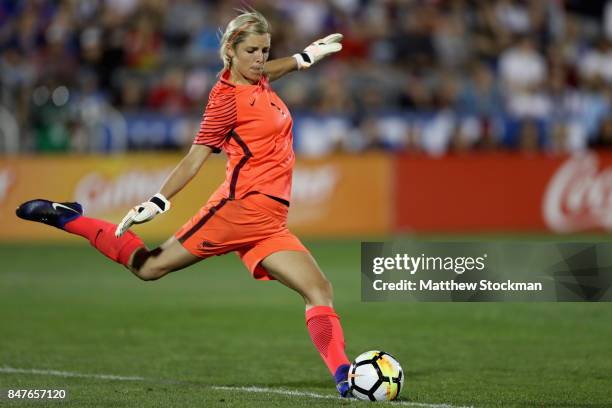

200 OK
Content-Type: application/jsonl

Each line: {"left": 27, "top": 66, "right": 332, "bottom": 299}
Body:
{"left": 220, "top": 69, "right": 269, "bottom": 89}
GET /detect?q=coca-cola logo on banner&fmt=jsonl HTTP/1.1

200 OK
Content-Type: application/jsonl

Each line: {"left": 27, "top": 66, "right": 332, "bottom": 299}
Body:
{"left": 543, "top": 154, "right": 612, "bottom": 232}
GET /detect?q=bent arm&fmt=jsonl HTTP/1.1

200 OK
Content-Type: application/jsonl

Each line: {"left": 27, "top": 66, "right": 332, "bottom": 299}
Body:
{"left": 159, "top": 144, "right": 213, "bottom": 199}
{"left": 264, "top": 56, "right": 298, "bottom": 82}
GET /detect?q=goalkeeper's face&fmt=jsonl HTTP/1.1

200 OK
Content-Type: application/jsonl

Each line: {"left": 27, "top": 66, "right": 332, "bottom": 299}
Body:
{"left": 230, "top": 33, "right": 270, "bottom": 84}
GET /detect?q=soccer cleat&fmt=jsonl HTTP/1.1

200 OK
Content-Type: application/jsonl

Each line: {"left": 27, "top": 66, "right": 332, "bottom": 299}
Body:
{"left": 334, "top": 363, "right": 352, "bottom": 398}
{"left": 16, "top": 199, "right": 83, "bottom": 229}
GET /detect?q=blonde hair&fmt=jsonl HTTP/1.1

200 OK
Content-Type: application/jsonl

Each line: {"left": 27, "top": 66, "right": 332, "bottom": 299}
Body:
{"left": 219, "top": 11, "right": 271, "bottom": 72}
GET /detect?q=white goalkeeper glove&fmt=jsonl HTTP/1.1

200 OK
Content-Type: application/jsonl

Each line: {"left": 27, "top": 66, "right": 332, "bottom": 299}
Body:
{"left": 293, "top": 33, "right": 343, "bottom": 70}
{"left": 115, "top": 193, "right": 171, "bottom": 237}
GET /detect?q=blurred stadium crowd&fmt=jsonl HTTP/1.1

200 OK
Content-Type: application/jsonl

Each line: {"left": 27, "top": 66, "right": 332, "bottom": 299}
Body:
{"left": 1, "top": 0, "right": 612, "bottom": 156}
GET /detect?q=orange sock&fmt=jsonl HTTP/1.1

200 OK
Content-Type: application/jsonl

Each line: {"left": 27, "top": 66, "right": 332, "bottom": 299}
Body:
{"left": 64, "top": 217, "right": 144, "bottom": 266}
{"left": 305, "top": 306, "right": 350, "bottom": 375}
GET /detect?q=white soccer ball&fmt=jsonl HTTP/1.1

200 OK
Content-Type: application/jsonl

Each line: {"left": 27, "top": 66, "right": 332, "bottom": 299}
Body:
{"left": 349, "top": 350, "right": 404, "bottom": 401}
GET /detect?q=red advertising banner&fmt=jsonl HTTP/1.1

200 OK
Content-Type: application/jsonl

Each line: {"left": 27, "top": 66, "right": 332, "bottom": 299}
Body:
{"left": 5, "top": 152, "right": 610, "bottom": 239}
{"left": 395, "top": 152, "right": 612, "bottom": 233}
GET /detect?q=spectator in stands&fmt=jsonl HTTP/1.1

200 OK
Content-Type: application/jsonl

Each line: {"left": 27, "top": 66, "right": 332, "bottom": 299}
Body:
{"left": 147, "top": 68, "right": 190, "bottom": 113}
{"left": 0, "top": 0, "right": 611, "bottom": 155}
{"left": 517, "top": 119, "right": 542, "bottom": 152}
{"left": 499, "top": 35, "right": 547, "bottom": 93}
{"left": 124, "top": 12, "right": 162, "bottom": 71}
{"left": 590, "top": 116, "right": 612, "bottom": 149}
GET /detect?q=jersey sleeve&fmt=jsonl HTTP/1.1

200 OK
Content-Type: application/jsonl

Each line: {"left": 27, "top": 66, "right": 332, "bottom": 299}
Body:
{"left": 193, "top": 84, "right": 237, "bottom": 152}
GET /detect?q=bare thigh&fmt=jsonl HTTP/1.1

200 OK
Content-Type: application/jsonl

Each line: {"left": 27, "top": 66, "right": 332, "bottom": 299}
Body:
{"left": 261, "top": 250, "right": 333, "bottom": 308}
{"left": 127, "top": 236, "right": 201, "bottom": 281}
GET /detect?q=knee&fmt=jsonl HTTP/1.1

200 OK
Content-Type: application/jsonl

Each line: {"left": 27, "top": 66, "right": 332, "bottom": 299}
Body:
{"left": 321, "top": 278, "right": 333, "bottom": 299}
{"left": 134, "top": 265, "right": 167, "bottom": 281}
{"left": 130, "top": 247, "right": 171, "bottom": 281}
{"left": 306, "top": 277, "right": 334, "bottom": 306}
{"left": 138, "top": 274, "right": 160, "bottom": 282}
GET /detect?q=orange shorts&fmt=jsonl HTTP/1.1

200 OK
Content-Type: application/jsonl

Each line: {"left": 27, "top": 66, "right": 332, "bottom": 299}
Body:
{"left": 175, "top": 192, "right": 308, "bottom": 280}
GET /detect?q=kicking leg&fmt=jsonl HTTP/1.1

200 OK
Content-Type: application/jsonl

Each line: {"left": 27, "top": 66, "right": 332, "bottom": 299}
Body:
{"left": 16, "top": 199, "right": 200, "bottom": 280}
{"left": 261, "top": 250, "right": 351, "bottom": 396}
{"left": 127, "top": 236, "right": 200, "bottom": 281}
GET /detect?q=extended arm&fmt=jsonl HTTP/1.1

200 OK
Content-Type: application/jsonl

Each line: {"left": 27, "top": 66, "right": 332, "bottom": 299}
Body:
{"left": 159, "top": 144, "right": 212, "bottom": 200}
{"left": 264, "top": 57, "right": 298, "bottom": 82}
{"left": 115, "top": 144, "right": 212, "bottom": 237}
{"left": 265, "top": 33, "right": 344, "bottom": 82}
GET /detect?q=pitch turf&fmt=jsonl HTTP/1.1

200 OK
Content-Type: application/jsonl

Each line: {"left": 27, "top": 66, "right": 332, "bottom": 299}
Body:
{"left": 1, "top": 239, "right": 611, "bottom": 407}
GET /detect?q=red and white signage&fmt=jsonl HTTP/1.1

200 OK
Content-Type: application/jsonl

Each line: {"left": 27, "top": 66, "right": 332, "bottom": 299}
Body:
{"left": 544, "top": 154, "right": 612, "bottom": 233}
{"left": 396, "top": 152, "right": 612, "bottom": 233}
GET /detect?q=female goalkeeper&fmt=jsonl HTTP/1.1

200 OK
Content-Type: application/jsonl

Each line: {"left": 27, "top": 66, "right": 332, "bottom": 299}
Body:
{"left": 16, "top": 11, "right": 352, "bottom": 396}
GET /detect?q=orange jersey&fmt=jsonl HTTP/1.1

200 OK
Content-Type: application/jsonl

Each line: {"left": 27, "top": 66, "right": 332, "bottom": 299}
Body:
{"left": 194, "top": 70, "right": 295, "bottom": 202}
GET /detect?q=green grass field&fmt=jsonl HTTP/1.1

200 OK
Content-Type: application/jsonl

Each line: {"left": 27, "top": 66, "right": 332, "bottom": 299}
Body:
{"left": 1, "top": 240, "right": 611, "bottom": 407}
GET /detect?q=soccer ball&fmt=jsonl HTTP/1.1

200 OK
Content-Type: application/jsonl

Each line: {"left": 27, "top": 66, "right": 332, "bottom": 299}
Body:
{"left": 348, "top": 350, "right": 404, "bottom": 401}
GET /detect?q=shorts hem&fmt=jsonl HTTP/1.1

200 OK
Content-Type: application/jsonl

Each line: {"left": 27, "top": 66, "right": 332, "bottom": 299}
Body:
{"left": 242, "top": 240, "right": 309, "bottom": 280}
{"left": 175, "top": 232, "right": 208, "bottom": 259}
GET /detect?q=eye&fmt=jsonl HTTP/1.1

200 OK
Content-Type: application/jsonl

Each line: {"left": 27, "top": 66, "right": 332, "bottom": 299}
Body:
{"left": 263, "top": 48, "right": 270, "bottom": 54}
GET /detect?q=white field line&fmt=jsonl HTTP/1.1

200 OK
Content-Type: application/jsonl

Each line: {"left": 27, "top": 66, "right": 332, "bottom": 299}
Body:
{"left": 0, "top": 366, "right": 473, "bottom": 408}
{"left": 212, "top": 385, "right": 472, "bottom": 408}
{"left": 0, "top": 366, "right": 146, "bottom": 381}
